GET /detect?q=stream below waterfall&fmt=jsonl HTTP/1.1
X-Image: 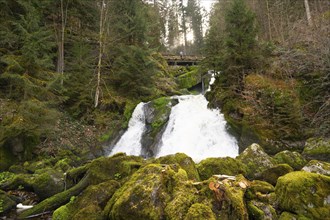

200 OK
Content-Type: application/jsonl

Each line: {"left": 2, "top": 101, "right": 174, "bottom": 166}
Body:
{"left": 109, "top": 93, "right": 239, "bottom": 162}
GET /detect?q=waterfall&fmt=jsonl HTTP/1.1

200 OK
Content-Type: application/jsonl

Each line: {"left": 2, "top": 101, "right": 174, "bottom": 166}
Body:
{"left": 156, "top": 95, "right": 238, "bottom": 162}
{"left": 109, "top": 102, "right": 146, "bottom": 156}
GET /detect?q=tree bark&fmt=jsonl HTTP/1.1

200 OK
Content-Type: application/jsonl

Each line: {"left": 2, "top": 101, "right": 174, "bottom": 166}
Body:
{"left": 304, "top": 0, "right": 313, "bottom": 26}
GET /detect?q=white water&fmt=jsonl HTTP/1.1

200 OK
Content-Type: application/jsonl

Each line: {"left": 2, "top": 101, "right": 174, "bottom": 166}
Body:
{"left": 156, "top": 94, "right": 238, "bottom": 162}
{"left": 109, "top": 102, "right": 146, "bottom": 156}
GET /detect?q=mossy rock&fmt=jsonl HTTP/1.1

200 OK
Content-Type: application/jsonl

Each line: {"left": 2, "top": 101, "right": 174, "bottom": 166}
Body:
{"left": 302, "top": 160, "right": 330, "bottom": 176}
{"left": 197, "top": 157, "right": 247, "bottom": 181}
{"left": 303, "top": 138, "right": 330, "bottom": 162}
{"left": 53, "top": 180, "right": 120, "bottom": 220}
{"left": 104, "top": 164, "right": 171, "bottom": 220}
{"left": 104, "top": 164, "right": 201, "bottom": 220}
{"left": 259, "top": 164, "right": 294, "bottom": 185}
{"left": 177, "top": 66, "right": 201, "bottom": 89}
{"left": 247, "top": 200, "right": 277, "bottom": 220}
{"left": 86, "top": 154, "right": 143, "bottom": 185}
{"left": 0, "top": 190, "right": 16, "bottom": 214}
{"left": 273, "top": 150, "right": 307, "bottom": 170}
{"left": 237, "top": 144, "right": 275, "bottom": 179}
{"left": 8, "top": 164, "right": 28, "bottom": 174}
{"left": 184, "top": 203, "right": 216, "bottom": 220}
{"left": 246, "top": 180, "right": 275, "bottom": 202}
{"left": 278, "top": 211, "right": 310, "bottom": 220}
{"left": 33, "top": 168, "right": 65, "bottom": 200}
{"left": 0, "top": 173, "right": 34, "bottom": 191}
{"left": 275, "top": 171, "right": 330, "bottom": 219}
{"left": 154, "top": 153, "right": 200, "bottom": 181}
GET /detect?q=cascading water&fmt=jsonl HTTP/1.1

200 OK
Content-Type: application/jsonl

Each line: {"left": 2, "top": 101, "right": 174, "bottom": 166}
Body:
{"left": 156, "top": 94, "right": 238, "bottom": 162}
{"left": 109, "top": 102, "right": 146, "bottom": 156}
{"left": 108, "top": 73, "right": 239, "bottom": 162}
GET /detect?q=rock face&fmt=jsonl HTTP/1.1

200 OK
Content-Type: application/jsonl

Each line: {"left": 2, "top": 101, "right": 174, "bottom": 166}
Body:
{"left": 237, "top": 143, "right": 275, "bottom": 178}
{"left": 275, "top": 171, "right": 330, "bottom": 219}
{"left": 273, "top": 150, "right": 307, "bottom": 170}
{"left": 259, "top": 164, "right": 294, "bottom": 186}
{"left": 141, "top": 97, "right": 178, "bottom": 157}
{"left": 197, "top": 157, "right": 247, "bottom": 181}
{"left": 303, "top": 138, "right": 330, "bottom": 162}
{"left": 302, "top": 160, "right": 330, "bottom": 176}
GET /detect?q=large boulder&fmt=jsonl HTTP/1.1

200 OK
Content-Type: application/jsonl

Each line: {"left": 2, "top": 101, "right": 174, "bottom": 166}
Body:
{"left": 104, "top": 164, "right": 200, "bottom": 220}
{"left": 197, "top": 157, "right": 247, "bottom": 181}
{"left": 237, "top": 144, "right": 275, "bottom": 179}
{"left": 184, "top": 203, "right": 216, "bottom": 220}
{"left": 153, "top": 153, "right": 200, "bottom": 181}
{"left": 275, "top": 171, "right": 330, "bottom": 219}
{"left": 303, "top": 138, "right": 330, "bottom": 162}
{"left": 273, "top": 150, "right": 307, "bottom": 170}
{"left": 302, "top": 160, "right": 330, "bottom": 176}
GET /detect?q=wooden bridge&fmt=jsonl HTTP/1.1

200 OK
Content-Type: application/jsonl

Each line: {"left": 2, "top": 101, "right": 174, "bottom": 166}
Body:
{"left": 163, "top": 54, "right": 204, "bottom": 66}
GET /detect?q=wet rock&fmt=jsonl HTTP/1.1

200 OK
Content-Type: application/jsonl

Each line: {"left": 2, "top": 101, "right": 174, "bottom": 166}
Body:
{"left": 141, "top": 97, "right": 176, "bottom": 157}
{"left": 247, "top": 200, "right": 277, "bottom": 220}
{"left": 275, "top": 171, "right": 330, "bottom": 219}
{"left": 303, "top": 138, "right": 330, "bottom": 162}
{"left": 237, "top": 143, "right": 275, "bottom": 179}
{"left": 154, "top": 153, "right": 200, "bottom": 181}
{"left": 302, "top": 160, "right": 330, "bottom": 176}
{"left": 273, "top": 150, "right": 307, "bottom": 170}
{"left": 259, "top": 164, "right": 294, "bottom": 186}
{"left": 197, "top": 157, "right": 247, "bottom": 181}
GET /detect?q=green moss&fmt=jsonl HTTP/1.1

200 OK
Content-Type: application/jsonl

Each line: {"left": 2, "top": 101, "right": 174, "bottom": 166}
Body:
{"left": 237, "top": 144, "right": 275, "bottom": 179}
{"left": 105, "top": 164, "right": 170, "bottom": 220}
{"left": 303, "top": 138, "right": 330, "bottom": 162}
{"left": 273, "top": 150, "right": 307, "bottom": 170}
{"left": 73, "top": 204, "right": 104, "bottom": 220}
{"left": 278, "top": 212, "right": 297, "bottom": 220}
{"left": 275, "top": 171, "right": 330, "bottom": 219}
{"left": 54, "top": 158, "right": 72, "bottom": 172}
{"left": 177, "top": 67, "right": 201, "bottom": 89}
{"left": 247, "top": 201, "right": 264, "bottom": 219}
{"left": 149, "top": 97, "right": 171, "bottom": 135}
{"left": 259, "top": 164, "right": 294, "bottom": 185}
{"left": 154, "top": 153, "right": 200, "bottom": 181}
{"left": 0, "top": 146, "right": 16, "bottom": 171}
{"left": 52, "top": 204, "right": 71, "bottom": 220}
{"left": 184, "top": 203, "right": 216, "bottom": 220}
{"left": 33, "top": 169, "right": 64, "bottom": 199}
{"left": 246, "top": 180, "right": 275, "bottom": 201}
{"left": 197, "top": 157, "right": 247, "bottom": 181}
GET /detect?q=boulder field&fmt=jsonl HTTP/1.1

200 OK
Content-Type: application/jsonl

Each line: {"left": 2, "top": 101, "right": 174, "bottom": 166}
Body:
{"left": 0, "top": 142, "right": 329, "bottom": 220}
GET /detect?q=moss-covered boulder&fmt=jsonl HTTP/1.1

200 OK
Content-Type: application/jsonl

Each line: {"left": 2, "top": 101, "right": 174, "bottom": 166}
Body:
{"left": 303, "top": 138, "right": 330, "bottom": 162}
{"left": 197, "top": 157, "right": 247, "bottom": 181}
{"left": 275, "top": 171, "right": 330, "bottom": 219}
{"left": 302, "top": 160, "right": 330, "bottom": 176}
{"left": 104, "top": 164, "right": 202, "bottom": 220}
{"left": 153, "top": 153, "right": 200, "bottom": 181}
{"left": 278, "top": 212, "right": 299, "bottom": 220}
{"left": 0, "top": 146, "right": 16, "bottom": 171}
{"left": 184, "top": 203, "right": 216, "bottom": 220}
{"left": 104, "top": 164, "right": 170, "bottom": 220}
{"left": 273, "top": 150, "right": 307, "bottom": 170}
{"left": 237, "top": 144, "right": 275, "bottom": 179}
{"left": 246, "top": 180, "right": 275, "bottom": 202}
{"left": 33, "top": 168, "right": 65, "bottom": 200}
{"left": 0, "top": 190, "right": 16, "bottom": 214}
{"left": 259, "top": 164, "right": 294, "bottom": 185}
{"left": 53, "top": 180, "right": 120, "bottom": 220}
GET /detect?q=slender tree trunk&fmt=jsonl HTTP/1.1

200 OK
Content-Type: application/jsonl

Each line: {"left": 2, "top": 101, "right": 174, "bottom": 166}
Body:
{"left": 57, "top": 0, "right": 68, "bottom": 85}
{"left": 304, "top": 0, "right": 313, "bottom": 26}
{"left": 265, "top": 0, "right": 272, "bottom": 41}
{"left": 180, "top": 0, "right": 187, "bottom": 54}
{"left": 95, "top": 0, "right": 106, "bottom": 108}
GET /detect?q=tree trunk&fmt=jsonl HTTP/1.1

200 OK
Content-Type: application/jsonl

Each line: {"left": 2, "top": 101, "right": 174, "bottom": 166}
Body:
{"left": 95, "top": 0, "right": 106, "bottom": 108}
{"left": 304, "top": 0, "right": 313, "bottom": 26}
{"left": 57, "top": 0, "right": 68, "bottom": 85}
